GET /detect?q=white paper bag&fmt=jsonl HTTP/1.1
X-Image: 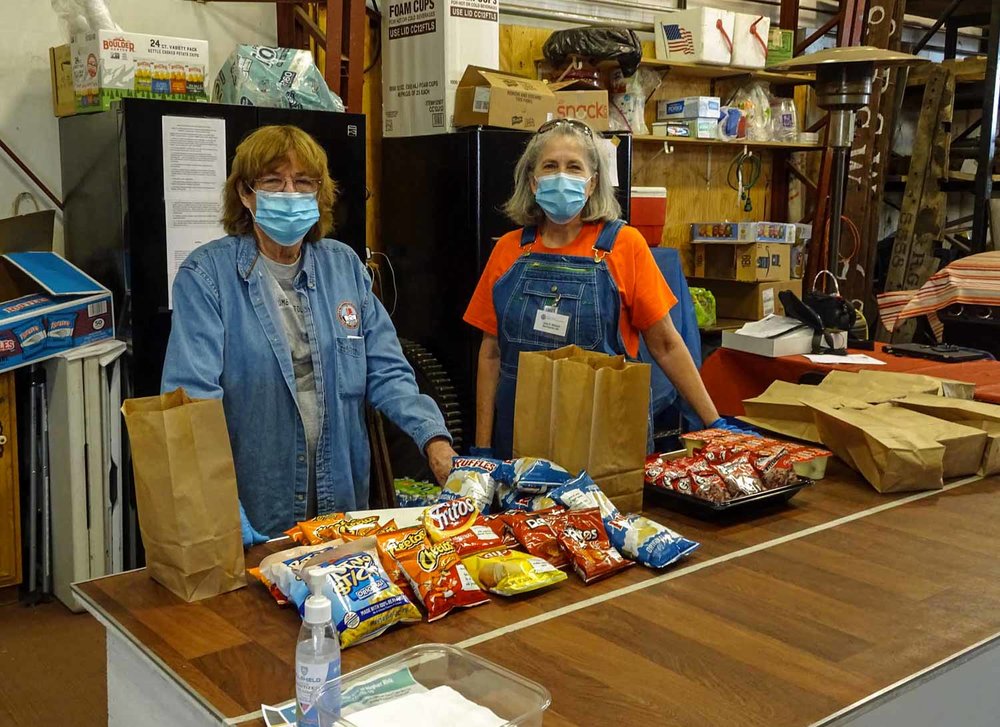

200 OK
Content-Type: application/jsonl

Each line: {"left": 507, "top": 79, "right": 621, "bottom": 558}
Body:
{"left": 731, "top": 14, "right": 771, "bottom": 69}
{"left": 654, "top": 9, "right": 735, "bottom": 66}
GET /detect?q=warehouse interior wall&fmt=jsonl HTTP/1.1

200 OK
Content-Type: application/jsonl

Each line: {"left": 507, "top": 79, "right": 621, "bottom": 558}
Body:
{"left": 0, "top": 0, "right": 277, "bottom": 252}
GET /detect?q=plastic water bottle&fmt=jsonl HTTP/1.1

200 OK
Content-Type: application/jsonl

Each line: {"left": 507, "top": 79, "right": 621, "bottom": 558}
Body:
{"left": 773, "top": 98, "right": 799, "bottom": 141}
{"left": 295, "top": 567, "right": 341, "bottom": 726}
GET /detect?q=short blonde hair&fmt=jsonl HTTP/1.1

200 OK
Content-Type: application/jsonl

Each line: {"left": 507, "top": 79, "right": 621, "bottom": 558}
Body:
{"left": 504, "top": 124, "right": 622, "bottom": 227}
{"left": 222, "top": 125, "right": 338, "bottom": 241}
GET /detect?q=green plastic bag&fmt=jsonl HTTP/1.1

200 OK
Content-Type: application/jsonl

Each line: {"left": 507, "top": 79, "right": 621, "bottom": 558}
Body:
{"left": 689, "top": 287, "right": 717, "bottom": 329}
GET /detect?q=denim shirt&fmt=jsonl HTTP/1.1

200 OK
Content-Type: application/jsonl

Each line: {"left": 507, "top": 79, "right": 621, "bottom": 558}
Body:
{"left": 162, "top": 235, "right": 451, "bottom": 536}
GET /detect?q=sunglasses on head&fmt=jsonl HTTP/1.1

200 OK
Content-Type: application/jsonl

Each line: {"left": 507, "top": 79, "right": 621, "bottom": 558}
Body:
{"left": 537, "top": 118, "right": 594, "bottom": 138}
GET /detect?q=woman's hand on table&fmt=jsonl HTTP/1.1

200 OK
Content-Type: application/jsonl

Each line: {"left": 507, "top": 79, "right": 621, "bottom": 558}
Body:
{"left": 425, "top": 438, "right": 458, "bottom": 485}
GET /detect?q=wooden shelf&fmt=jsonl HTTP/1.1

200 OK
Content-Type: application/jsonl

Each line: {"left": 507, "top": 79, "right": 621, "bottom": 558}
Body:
{"left": 632, "top": 135, "right": 824, "bottom": 151}
{"left": 535, "top": 57, "right": 814, "bottom": 86}
{"left": 607, "top": 58, "right": 815, "bottom": 86}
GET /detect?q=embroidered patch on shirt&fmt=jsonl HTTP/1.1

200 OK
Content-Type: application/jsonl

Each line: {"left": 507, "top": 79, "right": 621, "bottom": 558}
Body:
{"left": 338, "top": 301, "right": 360, "bottom": 330}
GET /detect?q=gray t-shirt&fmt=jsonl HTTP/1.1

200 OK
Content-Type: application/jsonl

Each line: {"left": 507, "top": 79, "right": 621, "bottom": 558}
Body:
{"left": 262, "top": 255, "right": 320, "bottom": 517}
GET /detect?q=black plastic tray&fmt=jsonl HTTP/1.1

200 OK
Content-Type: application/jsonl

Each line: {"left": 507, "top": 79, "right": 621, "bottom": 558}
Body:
{"left": 645, "top": 478, "right": 813, "bottom": 517}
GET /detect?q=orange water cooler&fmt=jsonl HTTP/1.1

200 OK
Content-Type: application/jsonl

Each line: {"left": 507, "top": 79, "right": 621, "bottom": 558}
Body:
{"left": 630, "top": 186, "right": 667, "bottom": 246}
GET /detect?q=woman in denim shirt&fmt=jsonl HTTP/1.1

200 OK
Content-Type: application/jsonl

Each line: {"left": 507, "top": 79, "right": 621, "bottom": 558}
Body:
{"left": 163, "top": 125, "right": 456, "bottom": 542}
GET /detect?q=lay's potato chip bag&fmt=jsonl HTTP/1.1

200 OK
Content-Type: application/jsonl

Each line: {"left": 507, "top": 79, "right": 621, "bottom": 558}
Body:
{"left": 462, "top": 549, "right": 567, "bottom": 596}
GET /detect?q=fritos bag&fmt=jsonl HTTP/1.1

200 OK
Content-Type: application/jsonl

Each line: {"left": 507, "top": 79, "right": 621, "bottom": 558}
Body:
{"left": 423, "top": 497, "right": 480, "bottom": 542}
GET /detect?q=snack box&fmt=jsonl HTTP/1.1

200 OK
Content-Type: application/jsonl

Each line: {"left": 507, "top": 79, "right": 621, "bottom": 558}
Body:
{"left": 656, "top": 96, "right": 720, "bottom": 120}
{"left": 652, "top": 119, "right": 718, "bottom": 140}
{"left": 312, "top": 643, "right": 551, "bottom": 726}
{"left": 71, "top": 30, "right": 209, "bottom": 113}
{"left": 550, "top": 80, "right": 610, "bottom": 132}
{"left": 690, "top": 243, "right": 791, "bottom": 283}
{"left": 691, "top": 221, "right": 796, "bottom": 245}
{"left": 0, "top": 252, "right": 114, "bottom": 374}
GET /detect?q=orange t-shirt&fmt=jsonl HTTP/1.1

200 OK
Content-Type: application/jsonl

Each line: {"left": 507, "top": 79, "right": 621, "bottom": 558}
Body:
{"left": 463, "top": 223, "right": 677, "bottom": 358}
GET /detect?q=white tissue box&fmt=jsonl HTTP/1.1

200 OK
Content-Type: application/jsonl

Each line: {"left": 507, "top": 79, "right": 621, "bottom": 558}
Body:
{"left": 654, "top": 9, "right": 736, "bottom": 66}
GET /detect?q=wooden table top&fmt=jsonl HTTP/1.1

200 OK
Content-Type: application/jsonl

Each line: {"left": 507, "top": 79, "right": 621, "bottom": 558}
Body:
{"left": 74, "top": 462, "right": 1000, "bottom": 726}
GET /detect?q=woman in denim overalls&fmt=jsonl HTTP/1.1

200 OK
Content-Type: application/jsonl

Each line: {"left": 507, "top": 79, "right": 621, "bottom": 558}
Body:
{"left": 464, "top": 120, "right": 724, "bottom": 460}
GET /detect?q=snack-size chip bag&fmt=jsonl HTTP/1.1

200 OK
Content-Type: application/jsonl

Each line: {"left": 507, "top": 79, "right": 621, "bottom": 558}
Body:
{"left": 498, "top": 482, "right": 557, "bottom": 512}
{"left": 554, "top": 509, "right": 633, "bottom": 584}
{"left": 462, "top": 548, "right": 568, "bottom": 596}
{"left": 438, "top": 456, "right": 505, "bottom": 513}
{"left": 293, "top": 513, "right": 393, "bottom": 545}
{"left": 482, "top": 513, "right": 517, "bottom": 548}
{"left": 510, "top": 457, "right": 573, "bottom": 494}
{"left": 606, "top": 514, "right": 699, "bottom": 569}
{"left": 689, "top": 469, "right": 728, "bottom": 503}
{"left": 548, "top": 472, "right": 620, "bottom": 524}
{"left": 285, "top": 512, "right": 348, "bottom": 544}
{"left": 447, "top": 515, "right": 507, "bottom": 558}
{"left": 395, "top": 540, "right": 490, "bottom": 621}
{"left": 250, "top": 542, "right": 341, "bottom": 605}
{"left": 501, "top": 507, "right": 569, "bottom": 569}
{"left": 711, "top": 453, "right": 766, "bottom": 497}
{"left": 423, "top": 497, "right": 479, "bottom": 542}
{"left": 751, "top": 446, "right": 798, "bottom": 489}
{"left": 289, "top": 538, "right": 422, "bottom": 648}
{"left": 375, "top": 526, "right": 430, "bottom": 602}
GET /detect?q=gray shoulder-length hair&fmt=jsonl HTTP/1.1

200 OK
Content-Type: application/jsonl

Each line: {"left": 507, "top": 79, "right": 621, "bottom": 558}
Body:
{"left": 504, "top": 124, "right": 622, "bottom": 226}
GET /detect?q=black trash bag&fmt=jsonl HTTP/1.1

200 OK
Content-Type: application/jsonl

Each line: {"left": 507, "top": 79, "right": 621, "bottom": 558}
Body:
{"left": 543, "top": 28, "right": 643, "bottom": 77}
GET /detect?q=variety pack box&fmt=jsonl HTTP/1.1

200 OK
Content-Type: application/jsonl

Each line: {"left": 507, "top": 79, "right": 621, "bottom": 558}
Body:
{"left": 692, "top": 221, "right": 796, "bottom": 245}
{"left": 381, "top": 0, "right": 499, "bottom": 137}
{"left": 550, "top": 81, "right": 609, "bottom": 132}
{"left": 0, "top": 252, "right": 115, "bottom": 374}
{"left": 453, "top": 67, "right": 557, "bottom": 131}
{"left": 71, "top": 30, "right": 209, "bottom": 113}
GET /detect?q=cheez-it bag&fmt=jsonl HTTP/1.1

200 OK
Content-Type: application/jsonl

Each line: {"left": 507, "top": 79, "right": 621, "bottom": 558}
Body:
{"left": 121, "top": 388, "right": 246, "bottom": 601}
{"left": 514, "top": 345, "right": 651, "bottom": 514}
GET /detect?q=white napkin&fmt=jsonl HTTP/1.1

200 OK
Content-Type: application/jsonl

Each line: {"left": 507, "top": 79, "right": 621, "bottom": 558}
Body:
{"left": 343, "top": 685, "right": 507, "bottom": 727}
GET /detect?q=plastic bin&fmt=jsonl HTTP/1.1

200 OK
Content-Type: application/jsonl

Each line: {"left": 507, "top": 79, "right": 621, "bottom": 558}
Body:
{"left": 631, "top": 186, "right": 667, "bottom": 247}
{"left": 313, "top": 643, "right": 551, "bottom": 726}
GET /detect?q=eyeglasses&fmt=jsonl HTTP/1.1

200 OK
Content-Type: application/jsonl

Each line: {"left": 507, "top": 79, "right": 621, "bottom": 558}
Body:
{"left": 537, "top": 118, "right": 594, "bottom": 138}
{"left": 253, "top": 175, "right": 322, "bottom": 193}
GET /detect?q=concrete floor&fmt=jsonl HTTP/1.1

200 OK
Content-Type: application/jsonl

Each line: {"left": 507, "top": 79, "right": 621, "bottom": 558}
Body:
{"left": 0, "top": 599, "right": 106, "bottom": 726}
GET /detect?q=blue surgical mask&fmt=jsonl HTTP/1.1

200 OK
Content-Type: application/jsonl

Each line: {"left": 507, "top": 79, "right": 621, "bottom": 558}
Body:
{"left": 251, "top": 190, "right": 320, "bottom": 246}
{"left": 534, "top": 173, "right": 591, "bottom": 224}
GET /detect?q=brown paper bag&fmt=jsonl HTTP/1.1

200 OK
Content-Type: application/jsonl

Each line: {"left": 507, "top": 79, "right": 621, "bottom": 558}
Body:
{"left": 513, "top": 345, "right": 651, "bottom": 513}
{"left": 740, "top": 381, "right": 870, "bottom": 443}
{"left": 862, "top": 403, "right": 986, "bottom": 478}
{"left": 121, "top": 388, "right": 246, "bottom": 601}
{"left": 808, "top": 403, "right": 945, "bottom": 493}
{"left": 817, "top": 370, "right": 942, "bottom": 403}
{"left": 893, "top": 394, "right": 1000, "bottom": 475}
{"left": 856, "top": 370, "right": 975, "bottom": 400}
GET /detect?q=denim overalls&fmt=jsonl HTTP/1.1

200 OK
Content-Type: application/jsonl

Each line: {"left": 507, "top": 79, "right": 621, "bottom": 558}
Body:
{"left": 491, "top": 219, "right": 629, "bottom": 459}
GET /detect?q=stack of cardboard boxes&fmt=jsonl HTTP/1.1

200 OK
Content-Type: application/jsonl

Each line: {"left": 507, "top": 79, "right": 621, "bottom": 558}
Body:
{"left": 688, "top": 222, "right": 803, "bottom": 321}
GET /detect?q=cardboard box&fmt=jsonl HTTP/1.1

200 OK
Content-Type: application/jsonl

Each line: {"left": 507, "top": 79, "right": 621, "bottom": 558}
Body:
{"left": 49, "top": 45, "right": 75, "bottom": 117}
{"left": 381, "top": 0, "right": 499, "bottom": 137}
{"left": 550, "top": 81, "right": 609, "bottom": 132}
{"left": 691, "top": 242, "right": 792, "bottom": 282}
{"left": 691, "top": 221, "right": 796, "bottom": 244}
{"left": 656, "top": 96, "right": 720, "bottom": 120}
{"left": 453, "top": 67, "right": 557, "bottom": 132}
{"left": 689, "top": 278, "right": 802, "bottom": 319}
{"left": 0, "top": 252, "right": 115, "bottom": 374}
{"left": 652, "top": 119, "right": 718, "bottom": 140}
{"left": 71, "top": 30, "right": 209, "bottom": 113}
{"left": 766, "top": 28, "right": 795, "bottom": 67}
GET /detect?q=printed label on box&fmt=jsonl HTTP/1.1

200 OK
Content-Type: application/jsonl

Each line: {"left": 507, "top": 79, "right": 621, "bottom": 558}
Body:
{"left": 473, "top": 86, "right": 491, "bottom": 113}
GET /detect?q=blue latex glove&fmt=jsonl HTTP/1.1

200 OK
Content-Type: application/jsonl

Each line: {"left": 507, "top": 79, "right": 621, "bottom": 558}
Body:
{"left": 239, "top": 501, "right": 269, "bottom": 548}
{"left": 468, "top": 446, "right": 495, "bottom": 458}
{"left": 709, "top": 417, "right": 762, "bottom": 437}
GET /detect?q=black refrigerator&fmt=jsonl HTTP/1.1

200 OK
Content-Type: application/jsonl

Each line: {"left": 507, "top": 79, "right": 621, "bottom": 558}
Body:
{"left": 382, "top": 128, "right": 632, "bottom": 449}
{"left": 60, "top": 98, "right": 367, "bottom": 397}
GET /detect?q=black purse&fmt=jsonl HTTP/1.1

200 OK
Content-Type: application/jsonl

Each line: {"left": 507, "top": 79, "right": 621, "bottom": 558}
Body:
{"left": 803, "top": 271, "right": 856, "bottom": 332}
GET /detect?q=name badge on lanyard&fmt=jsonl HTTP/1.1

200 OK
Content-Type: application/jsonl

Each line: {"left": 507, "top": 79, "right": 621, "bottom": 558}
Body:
{"left": 534, "top": 305, "right": 569, "bottom": 338}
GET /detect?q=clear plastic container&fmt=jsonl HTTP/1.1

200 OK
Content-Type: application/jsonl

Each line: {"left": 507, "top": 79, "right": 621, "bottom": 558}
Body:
{"left": 312, "top": 643, "right": 551, "bottom": 727}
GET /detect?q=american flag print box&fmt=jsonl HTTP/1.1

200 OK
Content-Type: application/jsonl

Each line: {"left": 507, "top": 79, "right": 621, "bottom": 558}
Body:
{"left": 655, "top": 9, "right": 736, "bottom": 66}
